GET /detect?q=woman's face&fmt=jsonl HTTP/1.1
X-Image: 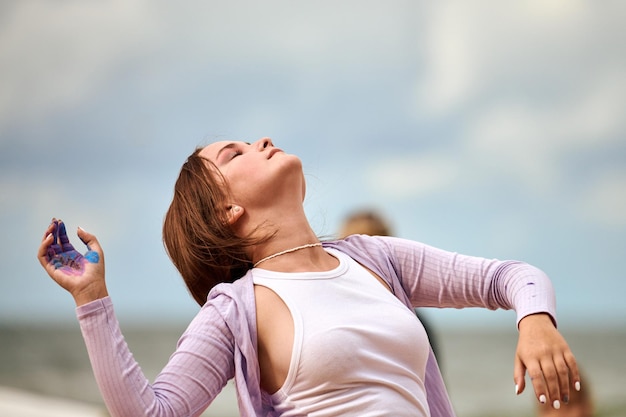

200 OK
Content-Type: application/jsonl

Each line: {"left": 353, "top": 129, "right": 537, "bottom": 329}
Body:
{"left": 199, "top": 137, "right": 304, "bottom": 209}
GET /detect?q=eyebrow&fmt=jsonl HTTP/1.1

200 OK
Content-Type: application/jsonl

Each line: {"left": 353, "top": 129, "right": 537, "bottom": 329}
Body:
{"left": 216, "top": 141, "right": 252, "bottom": 162}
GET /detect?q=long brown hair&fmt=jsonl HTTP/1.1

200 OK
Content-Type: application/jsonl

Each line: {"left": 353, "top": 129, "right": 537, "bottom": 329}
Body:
{"left": 163, "top": 148, "right": 261, "bottom": 306}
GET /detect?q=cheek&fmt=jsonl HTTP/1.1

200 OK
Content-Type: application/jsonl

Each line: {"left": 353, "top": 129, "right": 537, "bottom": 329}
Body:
{"left": 224, "top": 169, "right": 258, "bottom": 203}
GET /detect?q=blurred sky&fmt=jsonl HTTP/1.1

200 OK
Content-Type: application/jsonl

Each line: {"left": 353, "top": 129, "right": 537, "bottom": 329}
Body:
{"left": 1, "top": 0, "right": 624, "bottom": 330}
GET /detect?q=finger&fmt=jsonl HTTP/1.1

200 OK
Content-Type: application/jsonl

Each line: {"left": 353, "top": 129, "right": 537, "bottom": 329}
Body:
{"left": 58, "top": 220, "right": 75, "bottom": 252}
{"left": 540, "top": 360, "right": 562, "bottom": 409}
{"left": 39, "top": 220, "right": 58, "bottom": 260}
{"left": 37, "top": 232, "right": 54, "bottom": 268}
{"left": 41, "top": 221, "right": 55, "bottom": 241}
{"left": 513, "top": 355, "right": 526, "bottom": 395}
{"left": 564, "top": 350, "right": 581, "bottom": 393}
{"left": 77, "top": 227, "right": 103, "bottom": 264}
{"left": 50, "top": 219, "right": 62, "bottom": 252}
{"left": 52, "top": 219, "right": 59, "bottom": 244}
{"left": 527, "top": 363, "right": 548, "bottom": 406}
{"left": 554, "top": 355, "right": 570, "bottom": 404}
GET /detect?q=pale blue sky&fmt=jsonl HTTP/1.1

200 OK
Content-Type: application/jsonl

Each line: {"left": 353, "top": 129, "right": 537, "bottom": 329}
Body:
{"left": 1, "top": 1, "right": 624, "bottom": 330}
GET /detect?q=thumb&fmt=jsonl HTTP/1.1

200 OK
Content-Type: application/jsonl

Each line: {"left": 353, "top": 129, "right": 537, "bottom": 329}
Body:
{"left": 77, "top": 226, "right": 103, "bottom": 261}
{"left": 514, "top": 355, "right": 526, "bottom": 396}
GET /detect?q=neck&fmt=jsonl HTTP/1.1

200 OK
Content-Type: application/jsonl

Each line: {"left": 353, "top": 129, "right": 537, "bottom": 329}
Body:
{"left": 246, "top": 208, "right": 327, "bottom": 268}
{"left": 253, "top": 242, "right": 323, "bottom": 268}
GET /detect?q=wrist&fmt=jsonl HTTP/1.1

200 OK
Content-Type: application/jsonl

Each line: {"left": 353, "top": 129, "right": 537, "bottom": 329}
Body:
{"left": 518, "top": 312, "right": 555, "bottom": 331}
{"left": 73, "top": 285, "right": 109, "bottom": 307}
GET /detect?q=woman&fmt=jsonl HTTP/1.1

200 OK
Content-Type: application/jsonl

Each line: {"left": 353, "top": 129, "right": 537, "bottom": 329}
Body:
{"left": 38, "top": 137, "right": 580, "bottom": 417}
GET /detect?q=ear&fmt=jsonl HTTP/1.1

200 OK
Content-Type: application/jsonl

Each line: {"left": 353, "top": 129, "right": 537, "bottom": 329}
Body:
{"left": 226, "top": 205, "right": 244, "bottom": 226}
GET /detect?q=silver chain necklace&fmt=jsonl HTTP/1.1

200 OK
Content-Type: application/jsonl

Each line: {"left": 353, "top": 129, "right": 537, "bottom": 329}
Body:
{"left": 253, "top": 242, "right": 323, "bottom": 268}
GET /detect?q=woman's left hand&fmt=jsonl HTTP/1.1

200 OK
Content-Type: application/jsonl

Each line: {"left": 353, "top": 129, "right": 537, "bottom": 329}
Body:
{"left": 514, "top": 313, "right": 580, "bottom": 410}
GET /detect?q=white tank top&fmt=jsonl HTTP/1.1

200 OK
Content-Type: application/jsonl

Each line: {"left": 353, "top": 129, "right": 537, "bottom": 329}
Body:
{"left": 252, "top": 248, "right": 431, "bottom": 417}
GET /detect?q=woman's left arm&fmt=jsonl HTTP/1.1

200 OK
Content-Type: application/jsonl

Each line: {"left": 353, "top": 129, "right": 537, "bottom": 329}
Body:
{"left": 380, "top": 236, "right": 580, "bottom": 410}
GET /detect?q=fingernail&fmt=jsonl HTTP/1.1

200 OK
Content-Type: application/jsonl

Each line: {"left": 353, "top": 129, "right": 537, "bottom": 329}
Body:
{"left": 575, "top": 381, "right": 581, "bottom": 391}
{"left": 45, "top": 233, "right": 52, "bottom": 240}
{"left": 563, "top": 395, "right": 569, "bottom": 404}
{"left": 553, "top": 400, "right": 560, "bottom": 409}
{"left": 539, "top": 395, "right": 546, "bottom": 404}
{"left": 78, "top": 226, "right": 85, "bottom": 231}
{"left": 515, "top": 384, "right": 519, "bottom": 395}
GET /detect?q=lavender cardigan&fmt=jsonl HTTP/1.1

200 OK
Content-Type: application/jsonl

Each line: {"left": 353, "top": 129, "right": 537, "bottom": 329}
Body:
{"left": 77, "top": 235, "right": 556, "bottom": 417}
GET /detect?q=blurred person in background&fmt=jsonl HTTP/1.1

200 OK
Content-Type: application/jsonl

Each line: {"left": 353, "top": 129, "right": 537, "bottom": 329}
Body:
{"left": 38, "top": 137, "right": 580, "bottom": 417}
{"left": 338, "top": 209, "right": 441, "bottom": 362}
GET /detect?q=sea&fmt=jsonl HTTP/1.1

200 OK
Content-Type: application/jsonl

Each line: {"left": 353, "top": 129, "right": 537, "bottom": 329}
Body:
{"left": 1, "top": 323, "right": 624, "bottom": 417}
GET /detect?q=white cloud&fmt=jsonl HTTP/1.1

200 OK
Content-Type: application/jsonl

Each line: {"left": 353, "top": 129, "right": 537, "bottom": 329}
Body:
{"left": 0, "top": 171, "right": 171, "bottom": 250}
{"left": 2, "top": 179, "right": 114, "bottom": 245}
{"left": 577, "top": 169, "right": 626, "bottom": 228}
{"left": 367, "top": 53, "right": 626, "bottom": 212}
{"left": 0, "top": 1, "right": 160, "bottom": 135}
{"left": 564, "top": 69, "right": 626, "bottom": 143}
{"left": 413, "top": 2, "right": 478, "bottom": 115}
{"left": 464, "top": 67, "right": 626, "bottom": 192}
{"left": 366, "top": 153, "right": 459, "bottom": 199}
{"left": 412, "top": 0, "right": 618, "bottom": 117}
{"left": 0, "top": 1, "right": 417, "bottom": 137}
{"left": 464, "top": 102, "right": 559, "bottom": 192}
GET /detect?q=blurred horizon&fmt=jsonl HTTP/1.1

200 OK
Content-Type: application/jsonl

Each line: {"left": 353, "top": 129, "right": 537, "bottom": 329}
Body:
{"left": 1, "top": 1, "right": 625, "bottom": 330}
{"left": 2, "top": 323, "right": 625, "bottom": 416}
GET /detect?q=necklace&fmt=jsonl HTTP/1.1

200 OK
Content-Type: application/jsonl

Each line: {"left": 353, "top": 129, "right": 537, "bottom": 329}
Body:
{"left": 253, "top": 242, "right": 323, "bottom": 268}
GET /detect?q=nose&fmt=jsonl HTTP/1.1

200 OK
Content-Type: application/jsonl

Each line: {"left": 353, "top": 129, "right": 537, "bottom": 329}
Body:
{"left": 256, "top": 137, "right": 273, "bottom": 151}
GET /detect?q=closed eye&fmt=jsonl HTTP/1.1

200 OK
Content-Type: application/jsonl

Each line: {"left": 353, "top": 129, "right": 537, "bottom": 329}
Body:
{"left": 217, "top": 143, "right": 243, "bottom": 164}
{"left": 229, "top": 142, "right": 251, "bottom": 159}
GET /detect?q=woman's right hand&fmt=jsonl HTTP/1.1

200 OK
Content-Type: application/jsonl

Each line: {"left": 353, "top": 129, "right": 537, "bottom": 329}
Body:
{"left": 37, "top": 219, "right": 108, "bottom": 306}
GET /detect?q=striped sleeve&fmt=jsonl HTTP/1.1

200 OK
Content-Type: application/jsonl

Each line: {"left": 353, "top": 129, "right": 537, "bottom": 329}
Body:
{"left": 379, "top": 236, "right": 557, "bottom": 327}
{"left": 77, "top": 296, "right": 235, "bottom": 417}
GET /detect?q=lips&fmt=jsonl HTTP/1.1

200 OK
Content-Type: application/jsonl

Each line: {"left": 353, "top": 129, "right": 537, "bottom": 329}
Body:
{"left": 268, "top": 148, "right": 283, "bottom": 159}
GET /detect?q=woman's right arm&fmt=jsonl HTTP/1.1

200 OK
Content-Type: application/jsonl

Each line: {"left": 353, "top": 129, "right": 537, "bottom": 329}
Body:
{"left": 38, "top": 220, "right": 235, "bottom": 417}
{"left": 77, "top": 297, "right": 235, "bottom": 417}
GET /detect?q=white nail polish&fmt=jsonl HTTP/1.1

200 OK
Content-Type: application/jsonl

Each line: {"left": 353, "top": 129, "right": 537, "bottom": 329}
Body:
{"left": 515, "top": 384, "right": 519, "bottom": 395}
{"left": 575, "top": 381, "right": 581, "bottom": 391}
{"left": 553, "top": 400, "right": 560, "bottom": 409}
{"left": 539, "top": 395, "right": 546, "bottom": 404}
